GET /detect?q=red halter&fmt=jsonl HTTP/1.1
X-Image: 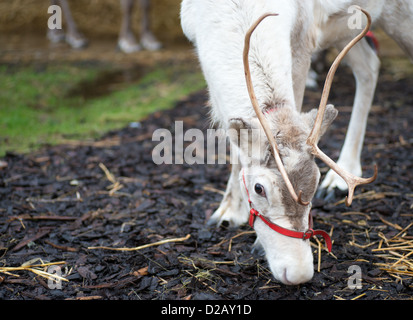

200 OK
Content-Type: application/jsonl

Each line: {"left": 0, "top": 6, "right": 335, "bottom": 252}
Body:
{"left": 242, "top": 170, "right": 332, "bottom": 252}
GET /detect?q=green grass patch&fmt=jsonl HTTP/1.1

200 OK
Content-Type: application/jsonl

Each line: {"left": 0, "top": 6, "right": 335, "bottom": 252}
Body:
{"left": 0, "top": 60, "right": 205, "bottom": 157}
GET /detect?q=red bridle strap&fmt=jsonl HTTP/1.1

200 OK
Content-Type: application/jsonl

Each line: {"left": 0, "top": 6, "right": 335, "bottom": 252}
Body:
{"left": 242, "top": 170, "right": 332, "bottom": 252}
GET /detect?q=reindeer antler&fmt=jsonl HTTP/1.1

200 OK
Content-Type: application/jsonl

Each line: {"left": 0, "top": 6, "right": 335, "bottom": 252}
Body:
{"left": 306, "top": 6, "right": 378, "bottom": 206}
{"left": 243, "top": 13, "right": 310, "bottom": 206}
{"left": 244, "top": 8, "right": 378, "bottom": 207}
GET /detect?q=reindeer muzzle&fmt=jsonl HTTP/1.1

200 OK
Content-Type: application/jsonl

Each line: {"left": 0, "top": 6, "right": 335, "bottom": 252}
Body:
{"left": 242, "top": 170, "right": 332, "bottom": 252}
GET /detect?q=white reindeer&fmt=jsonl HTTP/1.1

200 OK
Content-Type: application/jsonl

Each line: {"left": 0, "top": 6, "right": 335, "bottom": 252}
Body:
{"left": 48, "top": 0, "right": 161, "bottom": 52}
{"left": 181, "top": 0, "right": 413, "bottom": 285}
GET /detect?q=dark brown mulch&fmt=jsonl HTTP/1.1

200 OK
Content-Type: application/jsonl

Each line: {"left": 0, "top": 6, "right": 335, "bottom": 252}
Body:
{"left": 0, "top": 63, "right": 412, "bottom": 303}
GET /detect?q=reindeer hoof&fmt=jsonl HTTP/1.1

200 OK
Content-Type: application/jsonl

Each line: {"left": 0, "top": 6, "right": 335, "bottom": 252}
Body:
{"left": 208, "top": 203, "right": 248, "bottom": 228}
{"left": 251, "top": 239, "right": 264, "bottom": 256}
{"left": 47, "top": 29, "right": 65, "bottom": 43}
{"left": 66, "top": 33, "right": 88, "bottom": 49}
{"left": 140, "top": 33, "right": 162, "bottom": 51}
{"left": 118, "top": 38, "right": 142, "bottom": 53}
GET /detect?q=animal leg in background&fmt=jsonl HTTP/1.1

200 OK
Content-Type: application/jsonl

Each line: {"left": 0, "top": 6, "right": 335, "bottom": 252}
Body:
{"left": 47, "top": 0, "right": 88, "bottom": 49}
{"left": 47, "top": 0, "right": 161, "bottom": 52}
{"left": 138, "top": 0, "right": 162, "bottom": 51}
{"left": 118, "top": 0, "right": 162, "bottom": 52}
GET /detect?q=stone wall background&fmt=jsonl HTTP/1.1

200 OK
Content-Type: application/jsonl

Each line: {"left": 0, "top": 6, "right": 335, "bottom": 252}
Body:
{"left": 0, "top": 0, "right": 185, "bottom": 44}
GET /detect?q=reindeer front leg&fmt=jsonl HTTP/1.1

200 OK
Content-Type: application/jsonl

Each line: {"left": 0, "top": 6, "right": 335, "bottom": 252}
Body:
{"left": 208, "top": 161, "right": 249, "bottom": 227}
{"left": 318, "top": 38, "right": 380, "bottom": 198}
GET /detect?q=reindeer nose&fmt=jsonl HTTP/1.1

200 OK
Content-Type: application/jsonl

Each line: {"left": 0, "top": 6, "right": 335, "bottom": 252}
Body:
{"left": 281, "top": 266, "right": 314, "bottom": 285}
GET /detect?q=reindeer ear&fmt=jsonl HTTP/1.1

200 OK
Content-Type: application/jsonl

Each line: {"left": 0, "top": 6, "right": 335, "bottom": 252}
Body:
{"left": 228, "top": 117, "right": 267, "bottom": 165}
{"left": 227, "top": 118, "right": 252, "bottom": 145}
{"left": 305, "top": 104, "right": 338, "bottom": 138}
{"left": 228, "top": 118, "right": 249, "bottom": 130}
{"left": 228, "top": 117, "right": 264, "bottom": 146}
{"left": 228, "top": 118, "right": 247, "bottom": 146}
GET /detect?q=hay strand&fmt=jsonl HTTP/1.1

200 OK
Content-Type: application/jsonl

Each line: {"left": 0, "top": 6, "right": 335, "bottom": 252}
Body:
{"left": 88, "top": 234, "right": 191, "bottom": 251}
{"left": 372, "top": 222, "right": 413, "bottom": 280}
{"left": 0, "top": 260, "right": 68, "bottom": 282}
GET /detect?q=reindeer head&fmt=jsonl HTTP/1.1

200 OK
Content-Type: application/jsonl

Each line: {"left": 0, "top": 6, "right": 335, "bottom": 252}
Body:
{"left": 229, "top": 104, "right": 337, "bottom": 284}
{"left": 234, "top": 7, "right": 377, "bottom": 285}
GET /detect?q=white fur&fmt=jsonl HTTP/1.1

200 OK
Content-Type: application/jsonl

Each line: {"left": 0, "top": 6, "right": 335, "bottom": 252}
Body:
{"left": 181, "top": 0, "right": 413, "bottom": 285}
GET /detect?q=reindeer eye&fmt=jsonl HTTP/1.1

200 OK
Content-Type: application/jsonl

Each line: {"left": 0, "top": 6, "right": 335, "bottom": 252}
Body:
{"left": 254, "top": 183, "right": 266, "bottom": 196}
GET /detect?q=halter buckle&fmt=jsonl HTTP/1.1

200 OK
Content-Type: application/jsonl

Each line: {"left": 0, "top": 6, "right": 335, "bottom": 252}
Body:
{"left": 303, "top": 229, "right": 314, "bottom": 240}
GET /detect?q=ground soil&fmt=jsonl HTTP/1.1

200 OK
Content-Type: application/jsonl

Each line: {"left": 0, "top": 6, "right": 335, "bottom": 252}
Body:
{"left": 1, "top": 49, "right": 413, "bottom": 301}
